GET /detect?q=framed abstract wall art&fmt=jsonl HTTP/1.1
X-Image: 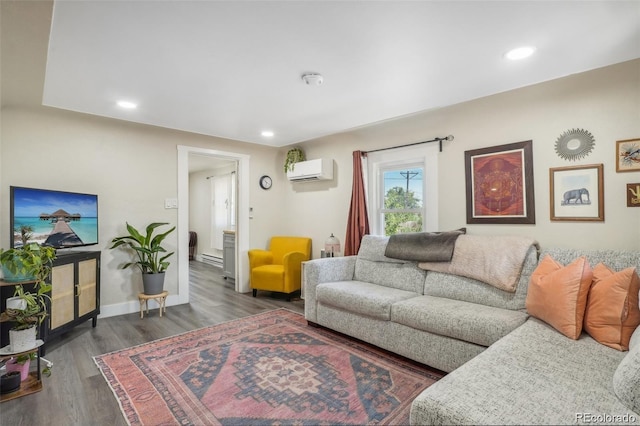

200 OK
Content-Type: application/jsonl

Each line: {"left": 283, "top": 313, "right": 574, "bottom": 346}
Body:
{"left": 550, "top": 163, "right": 604, "bottom": 221}
{"left": 465, "top": 140, "right": 535, "bottom": 224}
{"left": 616, "top": 138, "right": 640, "bottom": 172}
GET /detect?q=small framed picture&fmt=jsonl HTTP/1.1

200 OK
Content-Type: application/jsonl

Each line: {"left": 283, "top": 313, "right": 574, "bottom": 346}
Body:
{"left": 550, "top": 164, "right": 604, "bottom": 221}
{"left": 616, "top": 138, "right": 640, "bottom": 172}
{"left": 628, "top": 183, "right": 640, "bottom": 207}
{"left": 464, "top": 140, "right": 535, "bottom": 224}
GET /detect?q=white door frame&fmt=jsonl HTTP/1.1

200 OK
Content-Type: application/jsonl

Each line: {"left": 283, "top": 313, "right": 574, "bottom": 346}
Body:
{"left": 177, "top": 145, "right": 251, "bottom": 303}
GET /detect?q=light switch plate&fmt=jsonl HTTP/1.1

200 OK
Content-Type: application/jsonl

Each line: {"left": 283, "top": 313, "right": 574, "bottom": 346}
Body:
{"left": 165, "top": 198, "right": 178, "bottom": 209}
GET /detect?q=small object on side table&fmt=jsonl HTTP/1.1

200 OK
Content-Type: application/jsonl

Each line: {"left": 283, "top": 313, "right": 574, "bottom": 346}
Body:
{"left": 138, "top": 291, "right": 169, "bottom": 319}
{"left": 0, "top": 371, "right": 21, "bottom": 394}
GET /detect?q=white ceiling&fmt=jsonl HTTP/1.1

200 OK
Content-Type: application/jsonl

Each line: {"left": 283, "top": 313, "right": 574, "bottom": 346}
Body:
{"left": 42, "top": 1, "right": 640, "bottom": 147}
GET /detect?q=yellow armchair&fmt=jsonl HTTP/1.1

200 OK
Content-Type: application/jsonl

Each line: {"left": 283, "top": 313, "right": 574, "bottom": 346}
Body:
{"left": 248, "top": 236, "right": 312, "bottom": 300}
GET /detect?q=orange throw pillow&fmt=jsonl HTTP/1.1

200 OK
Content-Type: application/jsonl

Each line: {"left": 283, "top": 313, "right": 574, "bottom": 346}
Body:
{"left": 526, "top": 255, "right": 593, "bottom": 339}
{"left": 584, "top": 264, "right": 640, "bottom": 351}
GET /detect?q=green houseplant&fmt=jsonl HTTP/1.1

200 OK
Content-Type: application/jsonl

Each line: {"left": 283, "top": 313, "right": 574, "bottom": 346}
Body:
{"left": 284, "top": 147, "right": 305, "bottom": 173}
{"left": 0, "top": 243, "right": 55, "bottom": 353}
{"left": 110, "top": 222, "right": 176, "bottom": 295}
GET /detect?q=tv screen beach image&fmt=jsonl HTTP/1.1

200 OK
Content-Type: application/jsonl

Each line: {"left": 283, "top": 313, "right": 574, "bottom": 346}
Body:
{"left": 12, "top": 187, "right": 98, "bottom": 249}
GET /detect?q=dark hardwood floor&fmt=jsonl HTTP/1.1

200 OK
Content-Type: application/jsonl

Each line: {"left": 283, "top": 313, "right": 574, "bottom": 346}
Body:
{"left": 1, "top": 261, "right": 304, "bottom": 425}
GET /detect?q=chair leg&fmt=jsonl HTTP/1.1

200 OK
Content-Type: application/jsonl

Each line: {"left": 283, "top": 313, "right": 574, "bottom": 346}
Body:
{"left": 252, "top": 289, "right": 257, "bottom": 297}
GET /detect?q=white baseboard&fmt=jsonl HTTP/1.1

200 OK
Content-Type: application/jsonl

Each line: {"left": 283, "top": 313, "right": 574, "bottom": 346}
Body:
{"left": 98, "top": 293, "right": 184, "bottom": 319}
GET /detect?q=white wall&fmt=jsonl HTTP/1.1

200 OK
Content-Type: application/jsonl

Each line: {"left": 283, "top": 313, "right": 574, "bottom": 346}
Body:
{"left": 0, "top": 106, "right": 284, "bottom": 315}
{"left": 2, "top": 60, "right": 639, "bottom": 318}
{"left": 282, "top": 59, "right": 640, "bottom": 253}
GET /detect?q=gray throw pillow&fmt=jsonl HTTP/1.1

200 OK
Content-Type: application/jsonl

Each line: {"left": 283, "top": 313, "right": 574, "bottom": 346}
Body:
{"left": 613, "top": 326, "right": 640, "bottom": 413}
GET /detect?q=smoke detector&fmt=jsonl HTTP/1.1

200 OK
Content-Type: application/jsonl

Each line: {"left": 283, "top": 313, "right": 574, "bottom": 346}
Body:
{"left": 301, "top": 73, "right": 323, "bottom": 86}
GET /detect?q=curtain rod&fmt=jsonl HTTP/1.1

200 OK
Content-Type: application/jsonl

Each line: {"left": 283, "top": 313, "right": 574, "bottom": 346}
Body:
{"left": 362, "top": 135, "right": 454, "bottom": 155}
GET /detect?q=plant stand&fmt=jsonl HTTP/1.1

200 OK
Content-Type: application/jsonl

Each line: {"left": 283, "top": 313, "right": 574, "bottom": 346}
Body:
{"left": 138, "top": 291, "right": 168, "bottom": 319}
{"left": 0, "top": 341, "right": 44, "bottom": 402}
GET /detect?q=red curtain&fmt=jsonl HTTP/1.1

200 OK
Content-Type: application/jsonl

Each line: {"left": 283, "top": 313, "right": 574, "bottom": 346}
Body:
{"left": 344, "top": 151, "right": 370, "bottom": 256}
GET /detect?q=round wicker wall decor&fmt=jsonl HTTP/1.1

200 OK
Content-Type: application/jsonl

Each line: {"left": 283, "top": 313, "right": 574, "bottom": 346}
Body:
{"left": 554, "top": 128, "right": 595, "bottom": 161}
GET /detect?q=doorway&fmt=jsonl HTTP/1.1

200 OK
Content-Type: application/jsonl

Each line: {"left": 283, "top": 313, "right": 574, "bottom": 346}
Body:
{"left": 177, "top": 146, "right": 251, "bottom": 305}
{"left": 189, "top": 155, "right": 236, "bottom": 268}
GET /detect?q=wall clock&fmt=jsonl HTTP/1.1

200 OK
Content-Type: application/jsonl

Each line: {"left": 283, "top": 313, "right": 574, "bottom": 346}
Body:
{"left": 259, "top": 175, "right": 272, "bottom": 190}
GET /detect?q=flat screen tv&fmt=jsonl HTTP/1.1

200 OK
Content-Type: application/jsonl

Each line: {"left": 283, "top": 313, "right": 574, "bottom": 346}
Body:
{"left": 10, "top": 186, "right": 98, "bottom": 249}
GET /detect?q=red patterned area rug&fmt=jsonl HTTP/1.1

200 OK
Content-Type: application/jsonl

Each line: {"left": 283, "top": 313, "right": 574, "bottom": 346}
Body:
{"left": 94, "top": 309, "right": 442, "bottom": 425}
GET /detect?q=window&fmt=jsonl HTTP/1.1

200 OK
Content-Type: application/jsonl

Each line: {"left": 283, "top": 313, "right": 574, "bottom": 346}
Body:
{"left": 381, "top": 166, "right": 423, "bottom": 235}
{"left": 366, "top": 144, "right": 439, "bottom": 236}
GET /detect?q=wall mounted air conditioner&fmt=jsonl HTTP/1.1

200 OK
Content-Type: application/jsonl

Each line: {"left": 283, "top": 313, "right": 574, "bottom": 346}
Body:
{"left": 287, "top": 158, "right": 334, "bottom": 182}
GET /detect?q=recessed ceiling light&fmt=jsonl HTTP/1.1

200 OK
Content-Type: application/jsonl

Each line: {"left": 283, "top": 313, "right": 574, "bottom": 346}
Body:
{"left": 117, "top": 100, "right": 137, "bottom": 109}
{"left": 261, "top": 130, "right": 274, "bottom": 137}
{"left": 504, "top": 46, "right": 536, "bottom": 60}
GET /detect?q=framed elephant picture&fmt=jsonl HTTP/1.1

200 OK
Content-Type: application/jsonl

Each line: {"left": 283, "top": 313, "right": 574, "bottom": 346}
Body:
{"left": 549, "top": 163, "right": 604, "bottom": 221}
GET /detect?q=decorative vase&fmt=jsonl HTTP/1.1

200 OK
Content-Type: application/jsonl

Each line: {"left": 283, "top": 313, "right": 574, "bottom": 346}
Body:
{"left": 6, "top": 358, "right": 30, "bottom": 381}
{"left": 0, "top": 371, "right": 21, "bottom": 395}
{"left": 9, "top": 325, "right": 37, "bottom": 352}
{"left": 5, "top": 296, "right": 27, "bottom": 311}
{"left": 142, "top": 272, "right": 165, "bottom": 295}
{"left": 1, "top": 261, "right": 36, "bottom": 283}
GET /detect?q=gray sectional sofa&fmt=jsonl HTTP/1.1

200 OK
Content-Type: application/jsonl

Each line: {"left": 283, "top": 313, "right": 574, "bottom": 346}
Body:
{"left": 303, "top": 236, "right": 640, "bottom": 425}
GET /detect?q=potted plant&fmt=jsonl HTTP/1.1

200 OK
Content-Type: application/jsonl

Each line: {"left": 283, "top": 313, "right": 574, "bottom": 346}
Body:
{"left": 0, "top": 371, "right": 21, "bottom": 395}
{"left": 4, "top": 352, "right": 52, "bottom": 382}
{"left": 6, "top": 353, "right": 35, "bottom": 381}
{"left": 0, "top": 242, "right": 56, "bottom": 283}
{"left": 284, "top": 147, "right": 305, "bottom": 173}
{"left": 110, "top": 222, "right": 176, "bottom": 295}
{"left": 0, "top": 243, "right": 55, "bottom": 352}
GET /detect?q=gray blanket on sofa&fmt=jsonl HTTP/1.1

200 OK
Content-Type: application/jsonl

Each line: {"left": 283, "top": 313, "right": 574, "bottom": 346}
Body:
{"left": 384, "top": 228, "right": 466, "bottom": 262}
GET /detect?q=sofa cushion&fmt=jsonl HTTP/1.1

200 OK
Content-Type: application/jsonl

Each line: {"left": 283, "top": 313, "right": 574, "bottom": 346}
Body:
{"left": 392, "top": 295, "right": 529, "bottom": 347}
{"left": 422, "top": 244, "right": 538, "bottom": 311}
{"left": 356, "top": 235, "right": 404, "bottom": 263}
{"left": 584, "top": 264, "right": 640, "bottom": 351}
{"left": 354, "top": 235, "right": 427, "bottom": 293}
{"left": 354, "top": 259, "right": 426, "bottom": 293}
{"left": 410, "top": 318, "right": 633, "bottom": 425}
{"left": 316, "top": 281, "right": 419, "bottom": 321}
{"left": 613, "top": 326, "right": 640, "bottom": 414}
{"left": 631, "top": 323, "right": 640, "bottom": 351}
{"left": 526, "top": 255, "right": 593, "bottom": 339}
{"left": 540, "top": 248, "right": 640, "bottom": 276}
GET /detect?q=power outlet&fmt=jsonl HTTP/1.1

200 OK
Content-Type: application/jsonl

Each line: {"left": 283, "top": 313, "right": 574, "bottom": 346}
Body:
{"left": 164, "top": 198, "right": 178, "bottom": 209}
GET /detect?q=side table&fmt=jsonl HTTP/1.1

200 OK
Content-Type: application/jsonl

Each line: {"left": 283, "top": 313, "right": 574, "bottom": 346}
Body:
{"left": 0, "top": 340, "right": 44, "bottom": 402}
{"left": 137, "top": 291, "right": 168, "bottom": 319}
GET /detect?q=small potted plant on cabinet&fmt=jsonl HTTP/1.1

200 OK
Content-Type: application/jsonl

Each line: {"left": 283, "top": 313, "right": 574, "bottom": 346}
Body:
{"left": 110, "top": 222, "right": 176, "bottom": 295}
{"left": 0, "top": 243, "right": 55, "bottom": 353}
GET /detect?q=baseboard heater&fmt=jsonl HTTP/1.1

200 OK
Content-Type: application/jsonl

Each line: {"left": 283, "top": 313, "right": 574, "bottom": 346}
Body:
{"left": 201, "top": 253, "right": 223, "bottom": 268}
